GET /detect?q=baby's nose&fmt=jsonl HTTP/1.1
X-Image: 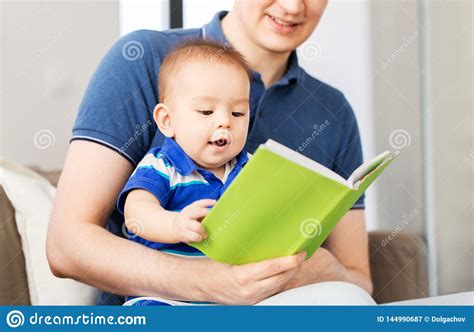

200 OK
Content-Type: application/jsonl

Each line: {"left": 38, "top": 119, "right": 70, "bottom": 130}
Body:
{"left": 216, "top": 112, "right": 231, "bottom": 128}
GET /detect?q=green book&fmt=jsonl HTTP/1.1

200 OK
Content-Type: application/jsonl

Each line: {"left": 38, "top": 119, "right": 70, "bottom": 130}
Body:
{"left": 190, "top": 139, "right": 398, "bottom": 265}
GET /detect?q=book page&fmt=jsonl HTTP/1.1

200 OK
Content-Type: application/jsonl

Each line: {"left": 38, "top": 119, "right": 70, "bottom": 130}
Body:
{"left": 264, "top": 139, "right": 348, "bottom": 186}
{"left": 348, "top": 151, "right": 399, "bottom": 188}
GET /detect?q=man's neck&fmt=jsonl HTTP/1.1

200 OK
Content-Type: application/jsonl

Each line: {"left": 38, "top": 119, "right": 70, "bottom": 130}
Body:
{"left": 222, "top": 11, "right": 291, "bottom": 88}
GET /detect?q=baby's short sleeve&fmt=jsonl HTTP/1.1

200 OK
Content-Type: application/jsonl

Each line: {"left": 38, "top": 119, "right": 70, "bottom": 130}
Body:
{"left": 117, "top": 151, "right": 173, "bottom": 214}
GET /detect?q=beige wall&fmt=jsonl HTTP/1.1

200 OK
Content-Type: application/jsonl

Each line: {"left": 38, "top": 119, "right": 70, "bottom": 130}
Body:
{"left": 1, "top": 1, "right": 119, "bottom": 170}
{"left": 370, "top": 1, "right": 424, "bottom": 234}
{"left": 426, "top": 0, "right": 473, "bottom": 295}
{"left": 370, "top": 0, "right": 473, "bottom": 295}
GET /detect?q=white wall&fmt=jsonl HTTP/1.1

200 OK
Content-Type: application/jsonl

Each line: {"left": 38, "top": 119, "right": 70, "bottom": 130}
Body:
{"left": 1, "top": 1, "right": 119, "bottom": 170}
{"left": 119, "top": 0, "right": 168, "bottom": 36}
{"left": 370, "top": 0, "right": 473, "bottom": 296}
{"left": 370, "top": 1, "right": 424, "bottom": 236}
{"left": 183, "top": 0, "right": 234, "bottom": 28}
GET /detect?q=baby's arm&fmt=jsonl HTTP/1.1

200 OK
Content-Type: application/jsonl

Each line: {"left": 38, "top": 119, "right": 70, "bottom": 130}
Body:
{"left": 124, "top": 189, "right": 215, "bottom": 243}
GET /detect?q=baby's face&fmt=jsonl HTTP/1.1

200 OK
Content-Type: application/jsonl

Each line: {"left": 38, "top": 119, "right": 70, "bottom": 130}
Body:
{"left": 165, "top": 60, "right": 250, "bottom": 170}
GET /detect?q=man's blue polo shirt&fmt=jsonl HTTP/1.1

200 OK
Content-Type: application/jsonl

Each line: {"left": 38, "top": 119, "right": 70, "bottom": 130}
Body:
{"left": 71, "top": 11, "right": 365, "bottom": 304}
{"left": 116, "top": 137, "right": 249, "bottom": 256}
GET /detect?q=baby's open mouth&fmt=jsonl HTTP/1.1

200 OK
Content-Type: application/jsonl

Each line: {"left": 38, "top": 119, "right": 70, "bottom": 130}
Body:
{"left": 209, "top": 129, "right": 233, "bottom": 148}
{"left": 208, "top": 138, "right": 229, "bottom": 147}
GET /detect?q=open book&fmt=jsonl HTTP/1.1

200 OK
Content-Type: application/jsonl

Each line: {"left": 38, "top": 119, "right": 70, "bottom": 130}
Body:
{"left": 190, "top": 139, "right": 398, "bottom": 265}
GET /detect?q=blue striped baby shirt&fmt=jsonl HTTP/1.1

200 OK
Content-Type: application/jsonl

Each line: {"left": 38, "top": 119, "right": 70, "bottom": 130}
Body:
{"left": 117, "top": 137, "right": 249, "bottom": 257}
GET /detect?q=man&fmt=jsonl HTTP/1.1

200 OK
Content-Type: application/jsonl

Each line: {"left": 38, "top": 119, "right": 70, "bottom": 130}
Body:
{"left": 46, "top": 0, "right": 373, "bottom": 305}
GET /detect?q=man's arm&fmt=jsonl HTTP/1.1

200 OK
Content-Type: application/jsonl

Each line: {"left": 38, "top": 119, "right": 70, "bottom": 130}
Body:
{"left": 283, "top": 210, "right": 373, "bottom": 295}
{"left": 46, "top": 140, "right": 306, "bottom": 304}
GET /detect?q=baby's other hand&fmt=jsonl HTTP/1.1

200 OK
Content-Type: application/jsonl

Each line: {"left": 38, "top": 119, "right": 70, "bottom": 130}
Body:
{"left": 173, "top": 199, "right": 216, "bottom": 243}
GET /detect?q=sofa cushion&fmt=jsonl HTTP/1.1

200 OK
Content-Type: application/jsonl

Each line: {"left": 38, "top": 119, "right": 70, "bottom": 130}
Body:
{"left": 0, "top": 162, "right": 96, "bottom": 304}
{"left": 0, "top": 186, "right": 30, "bottom": 305}
{"left": 369, "top": 231, "right": 429, "bottom": 303}
{"left": 30, "top": 167, "right": 61, "bottom": 187}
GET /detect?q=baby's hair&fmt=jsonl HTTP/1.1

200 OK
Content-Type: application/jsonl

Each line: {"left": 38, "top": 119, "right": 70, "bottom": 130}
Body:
{"left": 158, "top": 39, "right": 251, "bottom": 103}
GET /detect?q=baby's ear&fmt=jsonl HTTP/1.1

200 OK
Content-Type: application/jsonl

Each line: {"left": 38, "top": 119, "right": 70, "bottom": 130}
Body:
{"left": 153, "top": 103, "right": 174, "bottom": 138}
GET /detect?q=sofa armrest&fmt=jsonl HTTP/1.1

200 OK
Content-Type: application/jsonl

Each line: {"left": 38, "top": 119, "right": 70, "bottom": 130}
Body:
{"left": 0, "top": 167, "right": 61, "bottom": 305}
{"left": 0, "top": 184, "right": 30, "bottom": 305}
{"left": 368, "top": 231, "right": 429, "bottom": 304}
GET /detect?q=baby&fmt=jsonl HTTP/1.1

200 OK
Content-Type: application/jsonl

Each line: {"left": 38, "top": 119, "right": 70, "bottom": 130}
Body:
{"left": 117, "top": 40, "right": 251, "bottom": 259}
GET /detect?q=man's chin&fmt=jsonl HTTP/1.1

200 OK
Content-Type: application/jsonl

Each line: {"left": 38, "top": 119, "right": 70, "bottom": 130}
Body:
{"left": 258, "top": 35, "right": 302, "bottom": 54}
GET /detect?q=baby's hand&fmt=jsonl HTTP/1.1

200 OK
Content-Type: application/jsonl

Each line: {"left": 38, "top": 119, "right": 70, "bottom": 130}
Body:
{"left": 173, "top": 199, "right": 216, "bottom": 243}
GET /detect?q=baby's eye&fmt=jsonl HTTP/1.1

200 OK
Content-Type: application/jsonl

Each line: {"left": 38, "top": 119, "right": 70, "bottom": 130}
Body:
{"left": 232, "top": 112, "right": 245, "bottom": 117}
{"left": 198, "top": 110, "right": 213, "bottom": 115}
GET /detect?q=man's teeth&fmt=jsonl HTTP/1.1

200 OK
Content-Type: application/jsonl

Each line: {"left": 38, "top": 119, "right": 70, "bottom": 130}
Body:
{"left": 270, "top": 15, "right": 296, "bottom": 27}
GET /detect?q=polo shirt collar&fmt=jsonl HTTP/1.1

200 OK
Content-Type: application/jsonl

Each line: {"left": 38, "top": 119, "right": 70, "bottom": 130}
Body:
{"left": 202, "top": 11, "right": 301, "bottom": 85}
{"left": 160, "top": 137, "right": 249, "bottom": 176}
{"left": 202, "top": 11, "right": 228, "bottom": 44}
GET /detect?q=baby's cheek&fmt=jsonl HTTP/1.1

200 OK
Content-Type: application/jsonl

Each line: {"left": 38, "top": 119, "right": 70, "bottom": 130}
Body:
{"left": 232, "top": 135, "right": 246, "bottom": 154}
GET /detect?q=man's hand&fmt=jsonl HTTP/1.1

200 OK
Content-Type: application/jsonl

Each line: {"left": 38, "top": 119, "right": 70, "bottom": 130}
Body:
{"left": 281, "top": 210, "right": 373, "bottom": 295}
{"left": 172, "top": 199, "right": 216, "bottom": 243}
{"left": 205, "top": 251, "right": 307, "bottom": 305}
{"left": 282, "top": 247, "right": 343, "bottom": 290}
